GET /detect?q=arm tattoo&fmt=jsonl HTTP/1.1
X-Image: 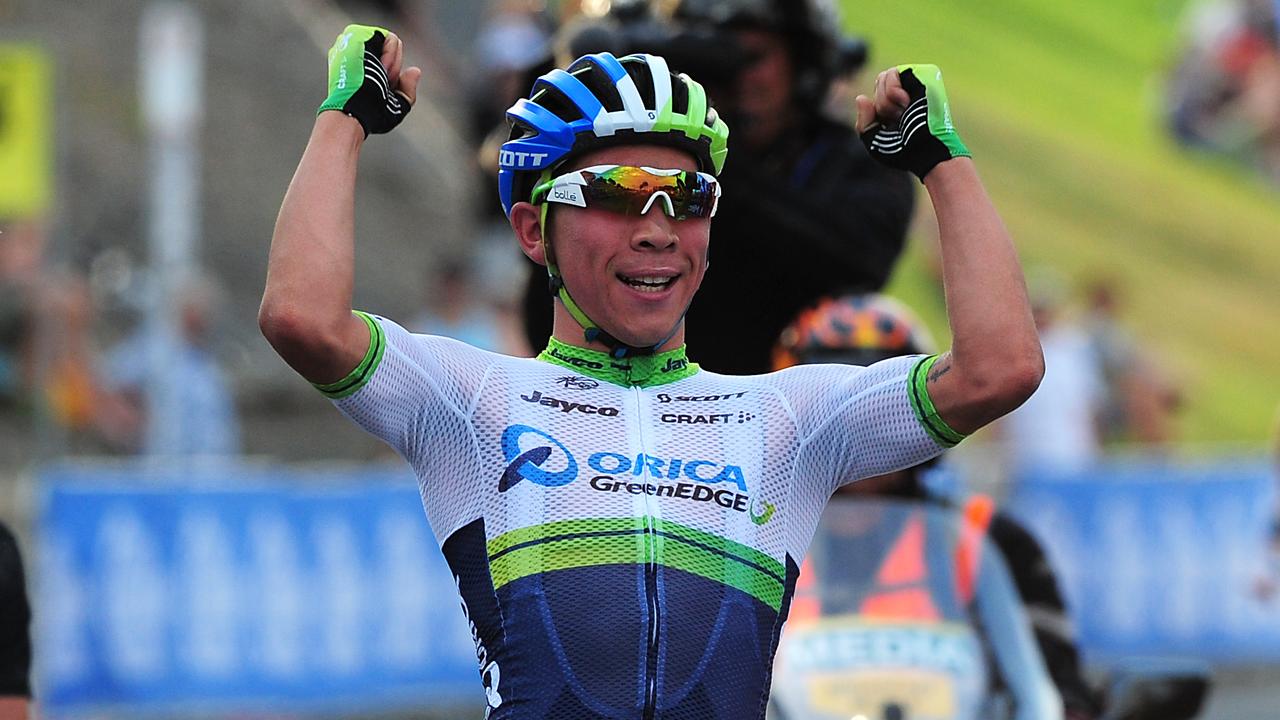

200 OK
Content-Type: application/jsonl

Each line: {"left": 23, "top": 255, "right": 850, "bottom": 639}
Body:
{"left": 928, "top": 357, "right": 953, "bottom": 383}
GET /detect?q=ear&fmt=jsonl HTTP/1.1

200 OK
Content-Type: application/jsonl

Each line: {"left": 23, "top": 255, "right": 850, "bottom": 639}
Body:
{"left": 510, "top": 202, "right": 547, "bottom": 266}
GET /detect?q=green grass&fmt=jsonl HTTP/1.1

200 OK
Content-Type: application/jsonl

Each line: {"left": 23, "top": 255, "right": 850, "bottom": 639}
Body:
{"left": 845, "top": 0, "right": 1280, "bottom": 445}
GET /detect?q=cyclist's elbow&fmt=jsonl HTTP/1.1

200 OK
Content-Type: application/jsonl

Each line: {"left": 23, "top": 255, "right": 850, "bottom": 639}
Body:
{"left": 259, "top": 303, "right": 342, "bottom": 367}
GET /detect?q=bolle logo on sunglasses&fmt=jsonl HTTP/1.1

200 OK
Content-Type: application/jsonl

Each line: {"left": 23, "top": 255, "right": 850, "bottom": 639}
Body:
{"left": 551, "top": 186, "right": 584, "bottom": 206}
{"left": 500, "top": 149, "right": 550, "bottom": 168}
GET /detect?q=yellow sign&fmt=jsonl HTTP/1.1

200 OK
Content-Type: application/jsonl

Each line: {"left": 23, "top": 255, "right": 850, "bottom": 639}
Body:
{"left": 807, "top": 669, "right": 957, "bottom": 718}
{"left": 0, "top": 44, "right": 53, "bottom": 218}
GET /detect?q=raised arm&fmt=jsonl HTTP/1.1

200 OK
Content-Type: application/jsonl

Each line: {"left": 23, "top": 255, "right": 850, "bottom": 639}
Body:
{"left": 856, "top": 66, "right": 1043, "bottom": 435}
{"left": 259, "top": 25, "right": 420, "bottom": 385}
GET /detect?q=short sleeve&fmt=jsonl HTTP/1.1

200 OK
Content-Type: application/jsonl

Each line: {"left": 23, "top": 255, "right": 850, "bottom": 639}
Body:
{"left": 322, "top": 312, "right": 497, "bottom": 468}
{"left": 774, "top": 355, "right": 963, "bottom": 499}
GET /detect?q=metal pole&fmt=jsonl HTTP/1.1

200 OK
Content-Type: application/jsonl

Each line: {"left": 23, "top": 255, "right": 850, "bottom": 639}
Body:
{"left": 140, "top": 1, "right": 204, "bottom": 459}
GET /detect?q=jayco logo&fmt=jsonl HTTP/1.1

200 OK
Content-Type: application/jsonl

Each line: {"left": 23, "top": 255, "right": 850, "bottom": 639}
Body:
{"left": 555, "top": 376, "right": 599, "bottom": 390}
{"left": 662, "top": 357, "right": 688, "bottom": 373}
{"left": 521, "top": 390, "right": 619, "bottom": 417}
{"left": 548, "top": 347, "right": 604, "bottom": 370}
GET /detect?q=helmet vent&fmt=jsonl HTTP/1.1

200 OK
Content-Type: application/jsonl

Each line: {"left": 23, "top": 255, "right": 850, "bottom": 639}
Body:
{"left": 622, "top": 61, "right": 659, "bottom": 110}
{"left": 530, "top": 82, "right": 584, "bottom": 124}
{"left": 577, "top": 64, "right": 626, "bottom": 113}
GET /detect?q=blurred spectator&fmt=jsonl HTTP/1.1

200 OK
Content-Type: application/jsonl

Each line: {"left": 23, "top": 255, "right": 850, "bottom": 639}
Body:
{"left": 774, "top": 293, "right": 1103, "bottom": 720}
{"left": 0, "top": 521, "right": 31, "bottom": 719}
{"left": 1000, "top": 273, "right": 1105, "bottom": 474}
{"left": 1082, "top": 277, "right": 1183, "bottom": 447}
{"left": 1167, "top": 0, "right": 1280, "bottom": 182}
{"left": 0, "top": 220, "right": 51, "bottom": 410}
{"left": 407, "top": 258, "right": 509, "bottom": 352}
{"left": 471, "top": 2, "right": 556, "bottom": 222}
{"left": 39, "top": 273, "right": 101, "bottom": 436}
{"left": 468, "top": 2, "right": 553, "bottom": 143}
{"left": 95, "top": 276, "right": 239, "bottom": 457}
{"left": 518, "top": 0, "right": 916, "bottom": 373}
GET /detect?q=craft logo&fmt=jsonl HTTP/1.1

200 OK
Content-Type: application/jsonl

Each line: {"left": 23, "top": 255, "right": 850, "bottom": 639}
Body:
{"left": 660, "top": 411, "right": 755, "bottom": 425}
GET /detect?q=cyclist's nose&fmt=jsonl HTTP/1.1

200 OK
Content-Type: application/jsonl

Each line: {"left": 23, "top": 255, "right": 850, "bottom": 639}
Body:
{"left": 631, "top": 207, "right": 678, "bottom": 250}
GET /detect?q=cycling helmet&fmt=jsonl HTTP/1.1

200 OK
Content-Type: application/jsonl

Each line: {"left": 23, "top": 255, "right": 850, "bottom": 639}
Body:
{"left": 773, "top": 293, "right": 938, "bottom": 370}
{"left": 500, "top": 51, "right": 729, "bottom": 359}
{"left": 499, "top": 51, "right": 729, "bottom": 216}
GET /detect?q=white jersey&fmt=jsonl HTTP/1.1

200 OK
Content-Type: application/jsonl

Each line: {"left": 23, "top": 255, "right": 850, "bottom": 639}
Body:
{"left": 322, "top": 311, "right": 958, "bottom": 719}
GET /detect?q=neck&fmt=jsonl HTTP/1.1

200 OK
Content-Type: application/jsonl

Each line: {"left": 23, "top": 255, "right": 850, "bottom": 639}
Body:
{"left": 549, "top": 300, "right": 686, "bottom": 356}
{"left": 538, "top": 336, "right": 699, "bottom": 388}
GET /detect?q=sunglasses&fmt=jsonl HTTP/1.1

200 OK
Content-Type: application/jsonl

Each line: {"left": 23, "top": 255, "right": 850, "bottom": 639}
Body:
{"left": 531, "top": 165, "right": 721, "bottom": 220}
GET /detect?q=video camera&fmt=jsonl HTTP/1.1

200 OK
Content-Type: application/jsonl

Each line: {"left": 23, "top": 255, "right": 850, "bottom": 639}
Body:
{"left": 559, "top": 0, "right": 869, "bottom": 100}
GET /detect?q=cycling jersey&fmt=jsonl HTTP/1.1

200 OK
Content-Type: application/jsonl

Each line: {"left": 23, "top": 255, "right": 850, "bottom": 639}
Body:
{"left": 322, "top": 311, "right": 959, "bottom": 719}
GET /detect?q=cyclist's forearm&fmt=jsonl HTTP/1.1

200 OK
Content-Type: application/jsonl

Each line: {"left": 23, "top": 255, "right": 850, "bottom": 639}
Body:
{"left": 923, "top": 158, "right": 1043, "bottom": 432}
{"left": 260, "top": 112, "right": 368, "bottom": 381}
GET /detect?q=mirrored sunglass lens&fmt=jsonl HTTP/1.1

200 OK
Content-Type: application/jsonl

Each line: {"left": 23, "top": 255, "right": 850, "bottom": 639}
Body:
{"left": 581, "top": 168, "right": 715, "bottom": 218}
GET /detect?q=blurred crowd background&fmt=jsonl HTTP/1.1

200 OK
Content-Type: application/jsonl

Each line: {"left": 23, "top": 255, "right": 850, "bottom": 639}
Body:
{"left": 1, "top": 0, "right": 1279, "bottom": 718}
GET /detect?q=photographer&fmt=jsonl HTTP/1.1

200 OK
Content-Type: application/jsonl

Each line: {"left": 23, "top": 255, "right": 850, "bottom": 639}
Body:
{"left": 520, "top": 0, "right": 916, "bottom": 373}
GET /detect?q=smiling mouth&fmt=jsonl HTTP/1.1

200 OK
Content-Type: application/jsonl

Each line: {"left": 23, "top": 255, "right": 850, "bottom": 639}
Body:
{"left": 618, "top": 273, "right": 678, "bottom": 293}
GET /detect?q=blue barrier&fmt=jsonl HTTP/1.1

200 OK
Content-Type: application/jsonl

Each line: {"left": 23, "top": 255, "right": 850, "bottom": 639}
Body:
{"left": 1005, "top": 459, "right": 1280, "bottom": 664}
{"left": 35, "top": 457, "right": 1280, "bottom": 715}
{"left": 35, "top": 462, "right": 482, "bottom": 717}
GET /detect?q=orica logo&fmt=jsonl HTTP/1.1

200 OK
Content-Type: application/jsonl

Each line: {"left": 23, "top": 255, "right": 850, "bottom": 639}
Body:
{"left": 497, "top": 424, "right": 749, "bottom": 493}
{"left": 499, "top": 425, "right": 577, "bottom": 492}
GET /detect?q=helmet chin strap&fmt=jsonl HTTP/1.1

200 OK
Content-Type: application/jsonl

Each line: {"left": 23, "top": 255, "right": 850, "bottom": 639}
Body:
{"left": 539, "top": 203, "right": 687, "bottom": 359}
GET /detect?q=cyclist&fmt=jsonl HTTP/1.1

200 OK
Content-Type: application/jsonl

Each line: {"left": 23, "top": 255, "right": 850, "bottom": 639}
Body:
{"left": 776, "top": 294, "right": 1102, "bottom": 720}
{"left": 259, "top": 25, "right": 1043, "bottom": 719}
{"left": 520, "top": 0, "right": 916, "bottom": 374}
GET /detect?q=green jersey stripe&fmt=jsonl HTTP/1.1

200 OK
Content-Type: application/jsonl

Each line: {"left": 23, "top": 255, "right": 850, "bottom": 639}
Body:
{"left": 537, "top": 336, "right": 699, "bottom": 388}
{"left": 313, "top": 311, "right": 386, "bottom": 398}
{"left": 487, "top": 516, "right": 784, "bottom": 579}
{"left": 488, "top": 531, "right": 785, "bottom": 610}
{"left": 908, "top": 355, "right": 967, "bottom": 447}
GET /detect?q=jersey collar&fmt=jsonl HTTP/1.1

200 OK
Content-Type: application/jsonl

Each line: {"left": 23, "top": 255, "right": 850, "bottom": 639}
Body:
{"left": 537, "top": 336, "right": 699, "bottom": 388}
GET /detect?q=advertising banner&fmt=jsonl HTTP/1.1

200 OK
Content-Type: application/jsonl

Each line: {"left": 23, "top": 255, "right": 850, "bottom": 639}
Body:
{"left": 1006, "top": 459, "right": 1279, "bottom": 663}
{"left": 0, "top": 44, "right": 53, "bottom": 217}
{"left": 36, "top": 462, "right": 481, "bottom": 716}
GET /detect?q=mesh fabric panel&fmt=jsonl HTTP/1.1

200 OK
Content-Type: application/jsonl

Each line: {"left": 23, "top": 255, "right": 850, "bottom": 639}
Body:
{"left": 330, "top": 316, "right": 946, "bottom": 718}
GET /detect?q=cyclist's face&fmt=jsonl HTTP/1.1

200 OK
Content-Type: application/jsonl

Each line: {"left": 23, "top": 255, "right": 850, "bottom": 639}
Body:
{"left": 548, "top": 145, "right": 711, "bottom": 350}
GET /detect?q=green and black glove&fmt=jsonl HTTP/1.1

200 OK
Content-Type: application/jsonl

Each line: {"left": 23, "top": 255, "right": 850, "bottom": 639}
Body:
{"left": 318, "top": 24, "right": 410, "bottom": 137}
{"left": 861, "top": 64, "right": 971, "bottom": 180}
